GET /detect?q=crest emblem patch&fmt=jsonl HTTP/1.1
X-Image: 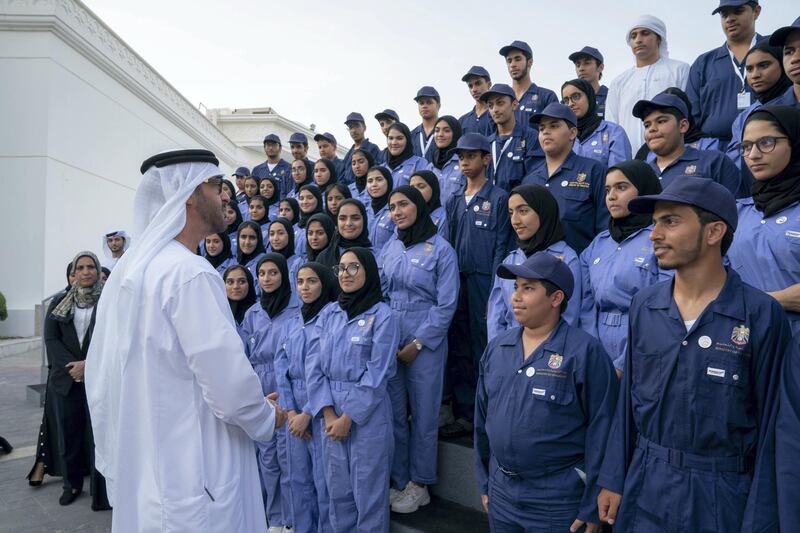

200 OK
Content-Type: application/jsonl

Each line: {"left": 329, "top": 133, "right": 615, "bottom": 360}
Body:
{"left": 548, "top": 354, "right": 563, "bottom": 369}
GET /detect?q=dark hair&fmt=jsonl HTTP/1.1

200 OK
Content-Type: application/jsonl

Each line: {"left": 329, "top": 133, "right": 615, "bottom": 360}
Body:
{"left": 101, "top": 267, "right": 111, "bottom": 277}
{"left": 744, "top": 110, "right": 787, "bottom": 136}
{"left": 539, "top": 279, "right": 568, "bottom": 315}
{"left": 692, "top": 207, "right": 734, "bottom": 256}
{"left": 248, "top": 195, "right": 266, "bottom": 207}
{"left": 573, "top": 55, "right": 603, "bottom": 80}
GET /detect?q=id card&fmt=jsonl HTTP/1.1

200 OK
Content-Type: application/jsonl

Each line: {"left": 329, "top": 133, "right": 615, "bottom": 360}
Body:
{"left": 737, "top": 92, "right": 751, "bottom": 110}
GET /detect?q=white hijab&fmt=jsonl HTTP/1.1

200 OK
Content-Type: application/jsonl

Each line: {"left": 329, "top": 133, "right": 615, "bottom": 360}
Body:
{"left": 86, "top": 152, "right": 223, "bottom": 486}
{"left": 626, "top": 14, "right": 670, "bottom": 61}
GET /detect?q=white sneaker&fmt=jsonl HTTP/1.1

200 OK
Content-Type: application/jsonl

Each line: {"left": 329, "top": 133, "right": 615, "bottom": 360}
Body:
{"left": 438, "top": 403, "right": 454, "bottom": 428}
{"left": 389, "top": 484, "right": 407, "bottom": 506}
{"left": 391, "top": 483, "right": 430, "bottom": 514}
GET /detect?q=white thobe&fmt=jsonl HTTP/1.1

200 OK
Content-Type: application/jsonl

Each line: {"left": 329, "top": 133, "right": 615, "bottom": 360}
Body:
{"left": 101, "top": 241, "right": 275, "bottom": 532}
{"left": 605, "top": 56, "right": 691, "bottom": 151}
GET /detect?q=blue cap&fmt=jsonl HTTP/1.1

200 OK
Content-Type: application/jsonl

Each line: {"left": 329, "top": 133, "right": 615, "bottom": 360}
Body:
{"left": 232, "top": 166, "right": 250, "bottom": 177}
{"left": 289, "top": 132, "right": 308, "bottom": 145}
{"left": 461, "top": 65, "right": 491, "bottom": 82}
{"left": 455, "top": 133, "right": 491, "bottom": 154}
{"left": 712, "top": 0, "right": 756, "bottom": 15}
{"left": 632, "top": 93, "right": 689, "bottom": 120}
{"left": 313, "top": 132, "right": 337, "bottom": 145}
{"left": 497, "top": 252, "right": 575, "bottom": 300}
{"left": 499, "top": 40, "right": 533, "bottom": 59}
{"left": 374, "top": 109, "right": 400, "bottom": 122}
{"left": 263, "top": 133, "right": 281, "bottom": 145}
{"left": 344, "top": 112, "right": 365, "bottom": 125}
{"left": 769, "top": 16, "right": 800, "bottom": 47}
{"left": 628, "top": 176, "right": 738, "bottom": 231}
{"left": 478, "top": 83, "right": 516, "bottom": 103}
{"left": 530, "top": 103, "right": 578, "bottom": 128}
{"left": 414, "top": 86, "right": 440, "bottom": 102}
{"left": 568, "top": 46, "right": 604, "bottom": 64}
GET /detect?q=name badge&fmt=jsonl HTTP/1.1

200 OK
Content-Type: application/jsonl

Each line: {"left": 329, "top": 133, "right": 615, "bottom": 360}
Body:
{"left": 532, "top": 387, "right": 546, "bottom": 396}
{"left": 737, "top": 92, "right": 751, "bottom": 110}
{"left": 707, "top": 367, "right": 726, "bottom": 378}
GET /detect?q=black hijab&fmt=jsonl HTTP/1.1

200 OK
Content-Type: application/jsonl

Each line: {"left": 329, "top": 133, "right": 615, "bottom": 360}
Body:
{"left": 431, "top": 116, "right": 462, "bottom": 170}
{"left": 305, "top": 212, "right": 336, "bottom": 262}
{"left": 225, "top": 200, "right": 244, "bottom": 235}
{"left": 205, "top": 232, "right": 233, "bottom": 268}
{"left": 292, "top": 159, "right": 315, "bottom": 194}
{"left": 324, "top": 183, "right": 352, "bottom": 219}
{"left": 236, "top": 221, "right": 266, "bottom": 265}
{"left": 315, "top": 159, "right": 339, "bottom": 190}
{"left": 509, "top": 185, "right": 567, "bottom": 256}
{"left": 368, "top": 166, "right": 394, "bottom": 214}
{"left": 746, "top": 106, "right": 800, "bottom": 216}
{"left": 223, "top": 265, "right": 257, "bottom": 325}
{"left": 268, "top": 218, "right": 296, "bottom": 259}
{"left": 299, "top": 261, "right": 339, "bottom": 323}
{"left": 280, "top": 197, "right": 300, "bottom": 225}
{"left": 248, "top": 195, "right": 270, "bottom": 226}
{"left": 317, "top": 199, "right": 372, "bottom": 267}
{"left": 387, "top": 123, "right": 415, "bottom": 170}
{"left": 260, "top": 176, "right": 282, "bottom": 208}
{"left": 746, "top": 40, "right": 792, "bottom": 105}
{"left": 222, "top": 178, "right": 237, "bottom": 201}
{"left": 607, "top": 160, "right": 663, "bottom": 243}
{"left": 337, "top": 247, "right": 383, "bottom": 320}
{"left": 391, "top": 185, "right": 438, "bottom": 248}
{"left": 257, "top": 253, "right": 293, "bottom": 319}
{"left": 298, "top": 184, "right": 324, "bottom": 228}
{"left": 352, "top": 148, "right": 375, "bottom": 193}
{"left": 562, "top": 79, "right": 602, "bottom": 143}
{"left": 411, "top": 170, "right": 442, "bottom": 211}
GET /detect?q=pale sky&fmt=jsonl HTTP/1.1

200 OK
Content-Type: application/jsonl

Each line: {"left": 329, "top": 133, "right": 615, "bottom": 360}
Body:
{"left": 84, "top": 0, "right": 796, "bottom": 150}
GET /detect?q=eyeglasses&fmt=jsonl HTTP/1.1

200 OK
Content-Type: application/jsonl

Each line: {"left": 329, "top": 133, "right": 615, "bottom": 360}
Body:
{"left": 739, "top": 136, "right": 789, "bottom": 157}
{"left": 560, "top": 93, "right": 583, "bottom": 105}
{"left": 204, "top": 176, "right": 224, "bottom": 194}
{"left": 333, "top": 262, "right": 361, "bottom": 277}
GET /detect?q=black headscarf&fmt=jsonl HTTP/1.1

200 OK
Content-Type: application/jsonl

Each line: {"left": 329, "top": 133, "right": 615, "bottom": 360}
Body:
{"left": 280, "top": 197, "right": 300, "bottom": 225}
{"left": 746, "top": 40, "right": 793, "bottom": 105}
{"left": 561, "top": 79, "right": 602, "bottom": 143}
{"left": 248, "top": 195, "right": 270, "bottom": 226}
{"left": 236, "top": 221, "right": 266, "bottom": 265}
{"left": 299, "top": 261, "right": 339, "bottom": 323}
{"left": 223, "top": 265, "right": 256, "bottom": 325}
{"left": 746, "top": 106, "right": 800, "bottom": 216}
{"left": 352, "top": 148, "right": 375, "bottom": 193}
{"left": 305, "top": 212, "right": 336, "bottom": 262}
{"left": 324, "top": 183, "right": 352, "bottom": 219}
{"left": 431, "top": 116, "right": 462, "bottom": 170}
{"left": 387, "top": 123, "right": 415, "bottom": 170}
{"left": 509, "top": 185, "right": 567, "bottom": 256}
{"left": 391, "top": 185, "right": 438, "bottom": 248}
{"left": 337, "top": 247, "right": 383, "bottom": 320}
{"left": 268, "top": 218, "right": 296, "bottom": 259}
{"left": 606, "top": 160, "right": 663, "bottom": 243}
{"left": 222, "top": 178, "right": 237, "bottom": 201}
{"left": 292, "top": 159, "right": 315, "bottom": 194}
{"left": 225, "top": 200, "right": 244, "bottom": 235}
{"left": 316, "top": 199, "right": 372, "bottom": 267}
{"left": 260, "top": 176, "right": 281, "bottom": 208}
{"left": 205, "top": 231, "right": 233, "bottom": 269}
{"left": 410, "top": 170, "right": 442, "bottom": 211}
{"left": 298, "top": 184, "right": 324, "bottom": 228}
{"left": 257, "top": 253, "right": 292, "bottom": 319}
{"left": 315, "top": 158, "right": 339, "bottom": 190}
{"left": 368, "top": 166, "right": 394, "bottom": 214}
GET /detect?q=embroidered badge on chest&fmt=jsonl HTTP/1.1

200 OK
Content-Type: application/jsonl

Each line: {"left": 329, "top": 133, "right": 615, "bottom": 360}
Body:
{"left": 548, "top": 353, "right": 563, "bottom": 369}
{"left": 684, "top": 164, "right": 697, "bottom": 175}
{"left": 731, "top": 325, "right": 750, "bottom": 346}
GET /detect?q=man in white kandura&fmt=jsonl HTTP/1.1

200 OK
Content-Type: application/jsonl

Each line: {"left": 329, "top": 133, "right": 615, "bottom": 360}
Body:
{"left": 86, "top": 149, "right": 287, "bottom": 532}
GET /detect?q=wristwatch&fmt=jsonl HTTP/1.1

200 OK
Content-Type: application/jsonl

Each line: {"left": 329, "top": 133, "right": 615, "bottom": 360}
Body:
{"left": 413, "top": 339, "right": 423, "bottom": 351}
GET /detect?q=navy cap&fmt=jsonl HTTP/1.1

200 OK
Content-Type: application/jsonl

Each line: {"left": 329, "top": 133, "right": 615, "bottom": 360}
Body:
{"left": 374, "top": 109, "right": 400, "bottom": 122}
{"left": 344, "top": 112, "right": 365, "bottom": 125}
{"left": 769, "top": 16, "right": 800, "bottom": 47}
{"left": 499, "top": 40, "right": 533, "bottom": 59}
{"left": 461, "top": 65, "right": 491, "bottom": 82}
{"left": 263, "top": 133, "right": 281, "bottom": 145}
{"left": 568, "top": 46, "right": 604, "bottom": 64}
{"left": 628, "top": 177, "right": 738, "bottom": 231}
{"left": 414, "top": 86, "right": 440, "bottom": 102}
{"left": 313, "top": 132, "right": 337, "bottom": 145}
{"left": 289, "top": 132, "right": 308, "bottom": 145}
{"left": 232, "top": 166, "right": 250, "bottom": 177}
{"left": 478, "top": 83, "right": 516, "bottom": 103}
{"left": 712, "top": 0, "right": 756, "bottom": 15}
{"left": 455, "top": 133, "right": 491, "bottom": 154}
{"left": 632, "top": 93, "right": 689, "bottom": 120}
{"left": 497, "top": 252, "right": 575, "bottom": 300}
{"left": 530, "top": 103, "right": 577, "bottom": 128}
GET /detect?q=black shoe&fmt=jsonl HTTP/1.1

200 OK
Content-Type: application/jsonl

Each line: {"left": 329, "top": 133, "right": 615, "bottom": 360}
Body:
{"left": 439, "top": 418, "right": 473, "bottom": 438}
{"left": 91, "top": 503, "right": 112, "bottom": 512}
{"left": 0, "top": 436, "right": 12, "bottom": 455}
{"left": 59, "top": 488, "right": 81, "bottom": 506}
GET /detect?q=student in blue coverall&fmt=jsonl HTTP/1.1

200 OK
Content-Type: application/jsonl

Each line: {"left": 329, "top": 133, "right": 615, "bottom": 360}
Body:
{"left": 498, "top": 40, "right": 558, "bottom": 126}
{"left": 475, "top": 252, "right": 617, "bottom": 533}
{"left": 314, "top": 131, "right": 346, "bottom": 179}
{"left": 441, "top": 133, "right": 511, "bottom": 438}
{"left": 341, "top": 112, "right": 383, "bottom": 186}
{"left": 252, "top": 134, "right": 293, "bottom": 198}
{"left": 411, "top": 86, "right": 441, "bottom": 162}
{"left": 222, "top": 264, "right": 256, "bottom": 335}
{"left": 235, "top": 221, "right": 267, "bottom": 282}
{"left": 347, "top": 148, "right": 374, "bottom": 209}
{"left": 384, "top": 122, "right": 432, "bottom": 188}
{"left": 409, "top": 171, "right": 449, "bottom": 239}
{"left": 305, "top": 247, "right": 399, "bottom": 533}
{"left": 568, "top": 46, "right": 609, "bottom": 119}
{"left": 596, "top": 177, "right": 798, "bottom": 532}
{"left": 365, "top": 166, "right": 396, "bottom": 254}
{"left": 232, "top": 166, "right": 250, "bottom": 205}
{"left": 459, "top": 66, "right": 496, "bottom": 136}
{"left": 379, "top": 185, "right": 459, "bottom": 514}
{"left": 375, "top": 109, "right": 399, "bottom": 165}
{"left": 430, "top": 116, "right": 462, "bottom": 191}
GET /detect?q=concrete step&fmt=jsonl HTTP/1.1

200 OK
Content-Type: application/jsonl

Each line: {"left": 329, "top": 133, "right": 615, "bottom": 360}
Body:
{"left": 390, "top": 496, "right": 489, "bottom": 533}
{"left": 431, "top": 436, "right": 483, "bottom": 512}
{"left": 0, "top": 336, "right": 41, "bottom": 359}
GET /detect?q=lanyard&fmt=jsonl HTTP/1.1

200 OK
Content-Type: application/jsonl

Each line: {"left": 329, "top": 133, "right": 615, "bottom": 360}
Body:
{"left": 419, "top": 131, "right": 434, "bottom": 157}
{"left": 728, "top": 35, "right": 757, "bottom": 93}
{"left": 492, "top": 137, "right": 513, "bottom": 173}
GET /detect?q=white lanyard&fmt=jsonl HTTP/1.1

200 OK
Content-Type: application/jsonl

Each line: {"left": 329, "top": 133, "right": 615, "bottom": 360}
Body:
{"left": 419, "top": 131, "right": 434, "bottom": 156}
{"left": 728, "top": 35, "right": 757, "bottom": 93}
{"left": 492, "top": 137, "right": 513, "bottom": 173}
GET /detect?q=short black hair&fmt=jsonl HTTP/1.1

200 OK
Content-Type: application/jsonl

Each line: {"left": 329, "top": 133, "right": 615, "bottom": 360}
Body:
{"left": 540, "top": 279, "right": 568, "bottom": 315}
{"left": 692, "top": 206, "right": 734, "bottom": 256}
